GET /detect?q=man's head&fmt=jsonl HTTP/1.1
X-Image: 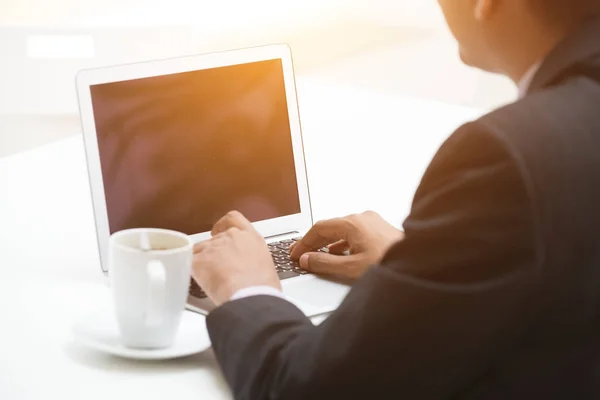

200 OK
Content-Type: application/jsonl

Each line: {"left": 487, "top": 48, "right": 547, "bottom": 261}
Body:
{"left": 437, "top": 0, "right": 600, "bottom": 81}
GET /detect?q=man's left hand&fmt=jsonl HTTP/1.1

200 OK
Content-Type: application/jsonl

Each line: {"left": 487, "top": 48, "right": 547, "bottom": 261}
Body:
{"left": 192, "top": 211, "right": 281, "bottom": 306}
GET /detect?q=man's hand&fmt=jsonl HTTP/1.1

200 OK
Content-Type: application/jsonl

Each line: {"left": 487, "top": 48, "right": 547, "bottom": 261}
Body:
{"left": 192, "top": 211, "right": 280, "bottom": 306}
{"left": 290, "top": 211, "right": 404, "bottom": 280}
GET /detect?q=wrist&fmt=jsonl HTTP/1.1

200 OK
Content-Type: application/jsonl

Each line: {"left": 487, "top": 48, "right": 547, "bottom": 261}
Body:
{"left": 230, "top": 285, "right": 284, "bottom": 302}
{"left": 215, "top": 280, "right": 282, "bottom": 306}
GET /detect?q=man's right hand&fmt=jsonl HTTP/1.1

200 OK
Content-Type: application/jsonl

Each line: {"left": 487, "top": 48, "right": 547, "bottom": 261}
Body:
{"left": 290, "top": 211, "right": 405, "bottom": 280}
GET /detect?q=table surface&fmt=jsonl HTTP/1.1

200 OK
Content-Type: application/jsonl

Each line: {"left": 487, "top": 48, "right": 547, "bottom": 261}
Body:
{"left": 0, "top": 77, "right": 484, "bottom": 399}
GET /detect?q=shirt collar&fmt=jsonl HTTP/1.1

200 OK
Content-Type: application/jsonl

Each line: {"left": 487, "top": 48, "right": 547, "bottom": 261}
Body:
{"left": 517, "top": 61, "right": 543, "bottom": 98}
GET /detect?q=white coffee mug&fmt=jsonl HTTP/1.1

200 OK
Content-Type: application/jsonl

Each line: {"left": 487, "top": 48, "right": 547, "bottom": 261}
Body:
{"left": 109, "top": 228, "right": 194, "bottom": 349}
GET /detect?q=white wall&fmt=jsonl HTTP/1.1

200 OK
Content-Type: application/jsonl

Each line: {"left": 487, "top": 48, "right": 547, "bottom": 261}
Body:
{"left": 0, "top": 0, "right": 365, "bottom": 116}
{"left": 0, "top": 1, "right": 516, "bottom": 156}
{"left": 0, "top": 0, "right": 449, "bottom": 116}
{"left": 355, "top": 0, "right": 446, "bottom": 29}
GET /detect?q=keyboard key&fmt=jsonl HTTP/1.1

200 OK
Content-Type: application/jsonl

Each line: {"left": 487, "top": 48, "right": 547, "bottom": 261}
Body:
{"left": 187, "top": 237, "right": 308, "bottom": 299}
{"left": 277, "top": 270, "right": 300, "bottom": 280}
{"left": 189, "top": 279, "right": 207, "bottom": 299}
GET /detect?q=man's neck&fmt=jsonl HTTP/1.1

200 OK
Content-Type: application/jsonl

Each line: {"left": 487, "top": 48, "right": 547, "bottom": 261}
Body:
{"left": 505, "top": 23, "right": 572, "bottom": 85}
{"left": 508, "top": 39, "right": 559, "bottom": 85}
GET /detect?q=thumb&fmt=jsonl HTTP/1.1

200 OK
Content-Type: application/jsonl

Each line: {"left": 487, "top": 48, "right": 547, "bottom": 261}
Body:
{"left": 299, "top": 252, "right": 362, "bottom": 278}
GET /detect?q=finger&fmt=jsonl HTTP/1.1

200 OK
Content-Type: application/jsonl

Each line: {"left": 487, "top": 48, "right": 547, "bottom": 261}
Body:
{"left": 328, "top": 240, "right": 349, "bottom": 255}
{"left": 289, "top": 241, "right": 306, "bottom": 255}
{"left": 193, "top": 239, "right": 211, "bottom": 254}
{"left": 291, "top": 218, "right": 353, "bottom": 259}
{"left": 192, "top": 251, "right": 209, "bottom": 276}
{"left": 193, "top": 232, "right": 228, "bottom": 253}
{"left": 211, "top": 210, "right": 253, "bottom": 236}
{"left": 299, "top": 252, "right": 363, "bottom": 279}
{"left": 192, "top": 251, "right": 207, "bottom": 268}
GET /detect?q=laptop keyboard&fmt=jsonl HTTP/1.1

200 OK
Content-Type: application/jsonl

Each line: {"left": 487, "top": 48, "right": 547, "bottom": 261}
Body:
{"left": 269, "top": 237, "right": 307, "bottom": 276}
{"left": 189, "top": 236, "right": 328, "bottom": 299}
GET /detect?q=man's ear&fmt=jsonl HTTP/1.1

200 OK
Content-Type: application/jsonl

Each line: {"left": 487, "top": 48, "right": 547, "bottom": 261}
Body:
{"left": 474, "top": 0, "right": 496, "bottom": 21}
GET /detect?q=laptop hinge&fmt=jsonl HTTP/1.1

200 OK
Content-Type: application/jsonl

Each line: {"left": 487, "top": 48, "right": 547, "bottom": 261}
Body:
{"left": 264, "top": 231, "right": 300, "bottom": 240}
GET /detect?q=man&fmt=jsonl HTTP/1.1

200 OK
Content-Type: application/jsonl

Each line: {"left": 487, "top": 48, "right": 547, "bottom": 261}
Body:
{"left": 192, "top": 0, "right": 600, "bottom": 398}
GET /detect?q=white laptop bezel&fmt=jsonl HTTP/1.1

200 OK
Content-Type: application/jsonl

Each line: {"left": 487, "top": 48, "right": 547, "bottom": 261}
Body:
{"left": 76, "top": 44, "right": 313, "bottom": 273}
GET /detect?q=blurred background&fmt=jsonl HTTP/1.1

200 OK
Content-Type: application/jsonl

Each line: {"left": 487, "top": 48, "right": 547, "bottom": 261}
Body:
{"left": 0, "top": 0, "right": 516, "bottom": 157}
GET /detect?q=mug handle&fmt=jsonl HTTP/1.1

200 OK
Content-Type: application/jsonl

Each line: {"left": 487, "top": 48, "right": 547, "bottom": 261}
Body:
{"left": 145, "top": 260, "right": 166, "bottom": 326}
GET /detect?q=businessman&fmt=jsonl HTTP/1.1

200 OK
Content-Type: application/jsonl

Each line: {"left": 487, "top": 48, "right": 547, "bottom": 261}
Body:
{"left": 192, "top": 0, "right": 600, "bottom": 398}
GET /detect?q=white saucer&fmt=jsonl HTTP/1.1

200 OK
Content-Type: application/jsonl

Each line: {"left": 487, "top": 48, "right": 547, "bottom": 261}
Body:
{"left": 72, "top": 309, "right": 212, "bottom": 360}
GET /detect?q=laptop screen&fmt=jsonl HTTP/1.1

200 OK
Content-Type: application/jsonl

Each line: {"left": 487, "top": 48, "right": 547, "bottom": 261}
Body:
{"left": 90, "top": 59, "right": 301, "bottom": 235}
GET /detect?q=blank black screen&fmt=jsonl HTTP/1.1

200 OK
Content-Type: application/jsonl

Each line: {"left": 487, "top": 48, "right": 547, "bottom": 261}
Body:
{"left": 90, "top": 59, "right": 301, "bottom": 234}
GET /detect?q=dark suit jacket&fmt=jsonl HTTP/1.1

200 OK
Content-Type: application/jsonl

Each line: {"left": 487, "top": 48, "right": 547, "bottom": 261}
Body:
{"left": 207, "top": 16, "right": 600, "bottom": 399}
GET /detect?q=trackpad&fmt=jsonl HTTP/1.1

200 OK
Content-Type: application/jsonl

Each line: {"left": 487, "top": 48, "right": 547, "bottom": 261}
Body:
{"left": 282, "top": 276, "right": 351, "bottom": 317}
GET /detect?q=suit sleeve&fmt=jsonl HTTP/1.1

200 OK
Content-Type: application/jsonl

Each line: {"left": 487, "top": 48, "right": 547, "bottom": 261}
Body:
{"left": 206, "top": 122, "right": 538, "bottom": 400}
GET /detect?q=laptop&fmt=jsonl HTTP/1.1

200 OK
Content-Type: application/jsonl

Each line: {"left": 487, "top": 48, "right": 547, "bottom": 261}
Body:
{"left": 76, "top": 44, "right": 350, "bottom": 317}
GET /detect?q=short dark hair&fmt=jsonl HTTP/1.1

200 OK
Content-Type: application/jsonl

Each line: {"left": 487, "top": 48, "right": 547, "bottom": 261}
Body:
{"left": 528, "top": 0, "right": 600, "bottom": 26}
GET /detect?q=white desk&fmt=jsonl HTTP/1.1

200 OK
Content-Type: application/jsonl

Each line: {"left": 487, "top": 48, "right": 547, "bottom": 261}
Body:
{"left": 0, "top": 78, "right": 484, "bottom": 400}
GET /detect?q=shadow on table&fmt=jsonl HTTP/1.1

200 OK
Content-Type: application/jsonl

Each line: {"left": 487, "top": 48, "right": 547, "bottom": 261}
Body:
{"left": 63, "top": 340, "right": 228, "bottom": 385}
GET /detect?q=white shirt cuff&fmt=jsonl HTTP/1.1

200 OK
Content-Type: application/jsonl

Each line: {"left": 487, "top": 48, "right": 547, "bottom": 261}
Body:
{"left": 230, "top": 285, "right": 285, "bottom": 302}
